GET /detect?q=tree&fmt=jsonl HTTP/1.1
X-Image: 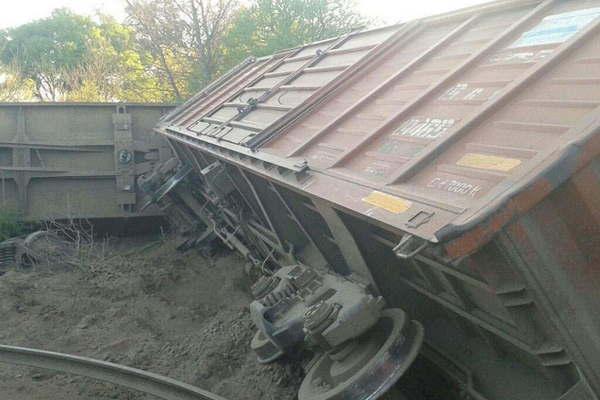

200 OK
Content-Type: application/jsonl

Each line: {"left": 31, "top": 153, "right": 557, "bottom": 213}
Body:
{"left": 0, "top": 1, "right": 370, "bottom": 103}
{"left": 65, "top": 15, "right": 172, "bottom": 102}
{"left": 125, "top": 0, "right": 238, "bottom": 100}
{"left": 0, "top": 64, "right": 35, "bottom": 101}
{"left": 0, "top": 10, "right": 174, "bottom": 102}
{"left": 222, "top": 0, "right": 367, "bottom": 70}
{"left": 0, "top": 9, "right": 94, "bottom": 101}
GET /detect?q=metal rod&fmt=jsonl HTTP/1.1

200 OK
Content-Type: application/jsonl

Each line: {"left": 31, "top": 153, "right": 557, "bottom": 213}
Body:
{"left": 0, "top": 344, "right": 229, "bottom": 400}
{"left": 237, "top": 167, "right": 285, "bottom": 249}
{"left": 1, "top": 170, "right": 5, "bottom": 206}
{"left": 268, "top": 181, "right": 328, "bottom": 263}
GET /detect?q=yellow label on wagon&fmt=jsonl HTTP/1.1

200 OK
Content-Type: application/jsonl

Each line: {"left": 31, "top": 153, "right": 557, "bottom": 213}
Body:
{"left": 456, "top": 153, "right": 522, "bottom": 172}
{"left": 362, "top": 191, "right": 412, "bottom": 214}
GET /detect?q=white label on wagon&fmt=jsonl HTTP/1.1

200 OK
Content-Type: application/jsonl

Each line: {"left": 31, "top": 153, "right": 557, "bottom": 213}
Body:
{"left": 510, "top": 7, "right": 600, "bottom": 48}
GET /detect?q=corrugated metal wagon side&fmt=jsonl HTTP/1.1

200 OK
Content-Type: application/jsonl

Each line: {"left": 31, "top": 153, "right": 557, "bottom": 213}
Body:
{"left": 156, "top": 1, "right": 600, "bottom": 399}
{"left": 0, "top": 103, "right": 173, "bottom": 221}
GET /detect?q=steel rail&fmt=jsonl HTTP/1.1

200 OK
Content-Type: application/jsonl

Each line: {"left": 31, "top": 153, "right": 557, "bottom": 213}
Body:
{"left": 0, "top": 344, "right": 230, "bottom": 400}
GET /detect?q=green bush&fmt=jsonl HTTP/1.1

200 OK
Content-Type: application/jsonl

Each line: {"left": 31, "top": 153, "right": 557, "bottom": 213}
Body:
{"left": 0, "top": 211, "right": 26, "bottom": 241}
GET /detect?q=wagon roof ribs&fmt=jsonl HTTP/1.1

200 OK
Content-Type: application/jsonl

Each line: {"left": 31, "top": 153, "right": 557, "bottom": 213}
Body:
{"left": 156, "top": 0, "right": 600, "bottom": 258}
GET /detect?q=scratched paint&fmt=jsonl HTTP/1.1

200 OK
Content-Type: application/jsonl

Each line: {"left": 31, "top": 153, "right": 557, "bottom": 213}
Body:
{"left": 487, "top": 48, "right": 555, "bottom": 65}
{"left": 439, "top": 83, "right": 493, "bottom": 101}
{"left": 392, "top": 117, "right": 457, "bottom": 140}
{"left": 378, "top": 140, "right": 425, "bottom": 156}
{"left": 309, "top": 151, "right": 338, "bottom": 163}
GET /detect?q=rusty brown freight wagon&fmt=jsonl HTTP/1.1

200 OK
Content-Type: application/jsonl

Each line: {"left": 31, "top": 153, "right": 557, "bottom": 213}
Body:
{"left": 153, "top": 1, "right": 600, "bottom": 399}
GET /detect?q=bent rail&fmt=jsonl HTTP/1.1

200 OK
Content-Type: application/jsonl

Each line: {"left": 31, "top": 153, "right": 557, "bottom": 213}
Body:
{"left": 0, "top": 344, "right": 229, "bottom": 400}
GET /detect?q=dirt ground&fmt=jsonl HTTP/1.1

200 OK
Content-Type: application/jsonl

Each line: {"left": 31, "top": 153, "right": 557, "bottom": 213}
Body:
{"left": 0, "top": 237, "right": 304, "bottom": 400}
{"left": 0, "top": 235, "right": 418, "bottom": 400}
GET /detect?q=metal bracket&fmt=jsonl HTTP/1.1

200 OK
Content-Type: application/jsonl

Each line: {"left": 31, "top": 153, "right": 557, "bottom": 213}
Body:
{"left": 393, "top": 234, "right": 428, "bottom": 259}
{"left": 140, "top": 164, "right": 193, "bottom": 211}
{"left": 113, "top": 105, "right": 136, "bottom": 209}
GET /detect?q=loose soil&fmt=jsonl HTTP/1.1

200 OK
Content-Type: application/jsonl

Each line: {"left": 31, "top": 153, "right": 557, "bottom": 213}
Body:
{"left": 0, "top": 236, "right": 412, "bottom": 400}
{"left": 0, "top": 238, "right": 302, "bottom": 400}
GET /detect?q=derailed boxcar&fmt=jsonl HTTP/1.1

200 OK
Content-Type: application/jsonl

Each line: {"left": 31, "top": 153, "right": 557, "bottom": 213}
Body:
{"left": 0, "top": 103, "right": 173, "bottom": 221}
{"left": 154, "top": 1, "right": 600, "bottom": 399}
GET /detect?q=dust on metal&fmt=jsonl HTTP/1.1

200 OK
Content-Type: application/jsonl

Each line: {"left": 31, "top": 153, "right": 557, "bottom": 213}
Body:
{"left": 152, "top": 1, "right": 600, "bottom": 399}
{"left": 158, "top": 0, "right": 600, "bottom": 256}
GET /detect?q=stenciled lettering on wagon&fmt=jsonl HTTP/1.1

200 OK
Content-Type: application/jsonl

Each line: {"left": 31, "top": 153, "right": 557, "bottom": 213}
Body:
{"left": 378, "top": 140, "right": 425, "bottom": 157}
{"left": 487, "top": 49, "right": 554, "bottom": 65}
{"left": 364, "top": 162, "right": 391, "bottom": 178}
{"left": 392, "top": 117, "right": 457, "bottom": 140}
{"left": 427, "top": 177, "right": 482, "bottom": 197}
{"left": 439, "top": 83, "right": 489, "bottom": 102}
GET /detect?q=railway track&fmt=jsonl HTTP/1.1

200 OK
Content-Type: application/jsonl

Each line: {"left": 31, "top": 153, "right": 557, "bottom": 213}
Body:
{"left": 0, "top": 344, "right": 229, "bottom": 400}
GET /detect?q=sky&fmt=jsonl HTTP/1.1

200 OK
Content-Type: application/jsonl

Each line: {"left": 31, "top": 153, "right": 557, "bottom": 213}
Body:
{"left": 0, "top": 0, "right": 491, "bottom": 29}
{"left": 356, "top": 0, "right": 491, "bottom": 24}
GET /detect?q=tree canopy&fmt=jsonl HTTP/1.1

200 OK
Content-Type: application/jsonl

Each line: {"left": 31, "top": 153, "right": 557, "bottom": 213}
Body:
{"left": 0, "top": 0, "right": 368, "bottom": 103}
{"left": 0, "top": 9, "right": 94, "bottom": 101}
{"left": 223, "top": 0, "right": 365, "bottom": 67}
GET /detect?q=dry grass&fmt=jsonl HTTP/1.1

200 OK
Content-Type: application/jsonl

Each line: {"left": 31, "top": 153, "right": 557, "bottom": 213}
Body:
{"left": 0, "top": 211, "right": 26, "bottom": 242}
